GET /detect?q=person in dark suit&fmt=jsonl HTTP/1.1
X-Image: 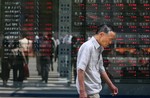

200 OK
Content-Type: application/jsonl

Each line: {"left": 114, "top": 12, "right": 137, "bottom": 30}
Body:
{"left": 39, "top": 33, "right": 51, "bottom": 83}
{"left": 1, "top": 37, "right": 12, "bottom": 86}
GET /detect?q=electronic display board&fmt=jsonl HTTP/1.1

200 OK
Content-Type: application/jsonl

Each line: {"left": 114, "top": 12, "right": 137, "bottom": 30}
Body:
{"left": 0, "top": 0, "right": 54, "bottom": 85}
{"left": 72, "top": 0, "right": 150, "bottom": 83}
{"left": 2, "top": 1, "right": 21, "bottom": 38}
{"left": 1, "top": 0, "right": 53, "bottom": 52}
{"left": 0, "top": 0, "right": 150, "bottom": 84}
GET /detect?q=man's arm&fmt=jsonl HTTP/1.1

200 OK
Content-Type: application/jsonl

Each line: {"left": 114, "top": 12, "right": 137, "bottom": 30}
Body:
{"left": 78, "top": 69, "right": 87, "bottom": 98}
{"left": 100, "top": 71, "right": 118, "bottom": 96}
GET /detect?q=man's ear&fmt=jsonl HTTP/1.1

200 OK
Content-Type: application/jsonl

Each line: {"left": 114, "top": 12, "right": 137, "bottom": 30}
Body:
{"left": 99, "top": 32, "right": 105, "bottom": 36}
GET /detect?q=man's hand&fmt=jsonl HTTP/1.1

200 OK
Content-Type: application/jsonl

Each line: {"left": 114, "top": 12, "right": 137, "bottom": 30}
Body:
{"left": 100, "top": 71, "right": 118, "bottom": 96}
{"left": 110, "top": 84, "right": 118, "bottom": 96}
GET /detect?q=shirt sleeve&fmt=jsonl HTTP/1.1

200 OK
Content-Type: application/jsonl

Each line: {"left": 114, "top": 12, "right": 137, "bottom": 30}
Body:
{"left": 99, "top": 55, "right": 106, "bottom": 73}
{"left": 77, "top": 44, "right": 91, "bottom": 71}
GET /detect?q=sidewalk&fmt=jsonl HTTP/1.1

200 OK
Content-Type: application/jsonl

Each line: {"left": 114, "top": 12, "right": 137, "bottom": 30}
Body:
{"left": 0, "top": 57, "right": 78, "bottom": 97}
{"left": 0, "top": 76, "right": 78, "bottom": 97}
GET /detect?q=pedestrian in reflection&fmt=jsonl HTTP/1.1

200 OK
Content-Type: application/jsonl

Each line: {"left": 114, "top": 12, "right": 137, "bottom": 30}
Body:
{"left": 71, "top": 35, "right": 78, "bottom": 83}
{"left": 76, "top": 24, "right": 118, "bottom": 98}
{"left": 39, "top": 33, "right": 51, "bottom": 83}
{"left": 1, "top": 36, "right": 13, "bottom": 86}
{"left": 11, "top": 38, "right": 27, "bottom": 87}
{"left": 54, "top": 38, "right": 60, "bottom": 62}
{"left": 49, "top": 37, "right": 56, "bottom": 71}
{"left": 19, "top": 33, "right": 33, "bottom": 79}
{"left": 34, "top": 33, "right": 42, "bottom": 75}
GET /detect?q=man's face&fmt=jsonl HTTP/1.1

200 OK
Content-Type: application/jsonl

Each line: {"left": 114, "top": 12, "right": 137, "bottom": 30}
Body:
{"left": 99, "top": 31, "right": 116, "bottom": 48}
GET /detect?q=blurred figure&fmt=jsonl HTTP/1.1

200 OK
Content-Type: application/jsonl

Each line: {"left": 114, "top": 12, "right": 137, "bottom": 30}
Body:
{"left": 12, "top": 39, "right": 27, "bottom": 87}
{"left": 39, "top": 33, "right": 51, "bottom": 83}
{"left": 63, "top": 34, "right": 72, "bottom": 44}
{"left": 54, "top": 38, "right": 60, "bottom": 62}
{"left": 34, "top": 34, "right": 42, "bottom": 75}
{"left": 19, "top": 33, "right": 33, "bottom": 79}
{"left": 71, "top": 35, "right": 78, "bottom": 83}
{"left": 49, "top": 37, "right": 56, "bottom": 71}
{"left": 1, "top": 36, "right": 13, "bottom": 86}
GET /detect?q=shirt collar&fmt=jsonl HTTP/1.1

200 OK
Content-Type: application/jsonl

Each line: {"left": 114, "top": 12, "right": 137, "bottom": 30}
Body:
{"left": 91, "top": 37, "right": 104, "bottom": 52}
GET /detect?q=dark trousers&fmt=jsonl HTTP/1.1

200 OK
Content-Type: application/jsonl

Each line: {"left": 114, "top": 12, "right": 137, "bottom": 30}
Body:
{"left": 36, "top": 52, "right": 41, "bottom": 75}
{"left": 40, "top": 57, "right": 50, "bottom": 82}
{"left": 1, "top": 61, "right": 10, "bottom": 81}
{"left": 13, "top": 63, "right": 24, "bottom": 83}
